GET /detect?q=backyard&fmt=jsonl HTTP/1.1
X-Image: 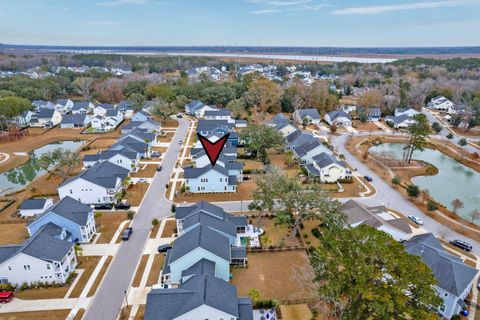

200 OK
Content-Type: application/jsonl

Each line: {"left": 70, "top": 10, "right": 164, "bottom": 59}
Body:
{"left": 95, "top": 211, "right": 129, "bottom": 244}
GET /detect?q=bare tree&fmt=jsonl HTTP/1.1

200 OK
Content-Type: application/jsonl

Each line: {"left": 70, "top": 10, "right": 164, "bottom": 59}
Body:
{"left": 450, "top": 198, "right": 464, "bottom": 214}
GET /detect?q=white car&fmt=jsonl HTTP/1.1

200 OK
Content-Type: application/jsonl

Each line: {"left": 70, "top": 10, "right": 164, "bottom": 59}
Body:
{"left": 408, "top": 215, "right": 424, "bottom": 225}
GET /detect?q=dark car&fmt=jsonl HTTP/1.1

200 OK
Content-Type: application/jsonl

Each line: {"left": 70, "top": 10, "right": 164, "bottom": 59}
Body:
{"left": 363, "top": 175, "right": 373, "bottom": 182}
{"left": 177, "top": 114, "right": 183, "bottom": 118}
{"left": 94, "top": 203, "right": 113, "bottom": 210}
{"left": 450, "top": 239, "right": 472, "bottom": 252}
{"left": 122, "top": 227, "right": 133, "bottom": 241}
{"left": 115, "top": 202, "right": 131, "bottom": 210}
{"left": 157, "top": 244, "right": 172, "bottom": 253}
{"left": 156, "top": 165, "right": 163, "bottom": 172}
{"left": 150, "top": 152, "right": 161, "bottom": 158}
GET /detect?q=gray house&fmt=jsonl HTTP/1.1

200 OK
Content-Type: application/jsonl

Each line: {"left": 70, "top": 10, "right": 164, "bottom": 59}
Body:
{"left": 404, "top": 233, "right": 478, "bottom": 319}
{"left": 293, "top": 109, "right": 321, "bottom": 125}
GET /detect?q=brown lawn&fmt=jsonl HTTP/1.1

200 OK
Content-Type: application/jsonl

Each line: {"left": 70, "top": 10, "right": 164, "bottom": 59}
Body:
{"left": 301, "top": 219, "right": 322, "bottom": 248}
{"left": 231, "top": 250, "right": 316, "bottom": 300}
{"left": 241, "top": 159, "right": 264, "bottom": 171}
{"left": 353, "top": 120, "right": 383, "bottom": 133}
{"left": 0, "top": 223, "right": 28, "bottom": 245}
{"left": 14, "top": 281, "right": 72, "bottom": 300}
{"left": 268, "top": 152, "right": 299, "bottom": 178}
{"left": 132, "top": 255, "right": 149, "bottom": 287}
{"left": 73, "top": 309, "right": 85, "bottom": 320}
{"left": 280, "top": 304, "right": 313, "bottom": 320}
{"left": 69, "top": 256, "right": 101, "bottom": 298}
{"left": 161, "top": 118, "right": 179, "bottom": 128}
{"left": 150, "top": 223, "right": 160, "bottom": 239}
{"left": 0, "top": 310, "right": 71, "bottom": 320}
{"left": 131, "top": 164, "right": 157, "bottom": 178}
{"left": 87, "top": 256, "right": 113, "bottom": 297}
{"left": 173, "top": 179, "right": 257, "bottom": 203}
{"left": 134, "top": 305, "right": 146, "bottom": 320}
{"left": 158, "top": 132, "right": 175, "bottom": 143}
{"left": 95, "top": 211, "right": 128, "bottom": 244}
{"left": 146, "top": 254, "right": 165, "bottom": 286}
{"left": 257, "top": 217, "right": 301, "bottom": 248}
{"left": 161, "top": 220, "right": 177, "bottom": 238}
{"left": 125, "top": 183, "right": 149, "bottom": 206}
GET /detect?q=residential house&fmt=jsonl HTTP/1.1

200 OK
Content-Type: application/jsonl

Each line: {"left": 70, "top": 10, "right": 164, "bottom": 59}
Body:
{"left": 121, "top": 119, "right": 161, "bottom": 134}
{"left": 324, "top": 110, "right": 352, "bottom": 127}
{"left": 93, "top": 104, "right": 115, "bottom": 117}
{"left": 395, "top": 107, "right": 419, "bottom": 118}
{"left": 285, "top": 129, "right": 316, "bottom": 151}
{"left": 83, "top": 148, "right": 140, "bottom": 171}
{"left": 0, "top": 224, "right": 77, "bottom": 285}
{"left": 54, "top": 99, "right": 74, "bottom": 114}
{"left": 360, "top": 107, "right": 382, "bottom": 122}
{"left": 185, "top": 101, "right": 217, "bottom": 118}
{"left": 111, "top": 137, "right": 150, "bottom": 158}
{"left": 267, "top": 113, "right": 290, "bottom": 127}
{"left": 29, "top": 109, "right": 62, "bottom": 128}
{"left": 91, "top": 108, "right": 123, "bottom": 132}
{"left": 60, "top": 114, "right": 90, "bottom": 129}
{"left": 386, "top": 114, "right": 417, "bottom": 129}
{"left": 428, "top": 96, "right": 455, "bottom": 113}
{"left": 305, "top": 152, "right": 351, "bottom": 183}
{"left": 19, "top": 198, "right": 53, "bottom": 218}
{"left": 27, "top": 196, "right": 96, "bottom": 243}
{"left": 204, "top": 109, "right": 234, "bottom": 123}
{"left": 196, "top": 120, "right": 235, "bottom": 137}
{"left": 72, "top": 101, "right": 95, "bottom": 115}
{"left": 235, "top": 119, "right": 248, "bottom": 128}
{"left": 58, "top": 161, "right": 129, "bottom": 205}
{"left": 293, "top": 109, "right": 321, "bottom": 125}
{"left": 340, "top": 105, "right": 357, "bottom": 114}
{"left": 131, "top": 111, "right": 151, "bottom": 122}
{"left": 341, "top": 200, "right": 412, "bottom": 242}
{"left": 12, "top": 110, "right": 35, "bottom": 128}
{"left": 184, "top": 165, "right": 236, "bottom": 193}
{"left": 405, "top": 233, "right": 478, "bottom": 319}
{"left": 293, "top": 139, "right": 332, "bottom": 165}
{"left": 32, "top": 100, "right": 54, "bottom": 110}
{"left": 275, "top": 122, "right": 298, "bottom": 138}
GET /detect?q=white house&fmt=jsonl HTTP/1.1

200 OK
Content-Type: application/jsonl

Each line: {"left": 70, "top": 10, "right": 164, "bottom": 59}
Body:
{"left": 324, "top": 110, "right": 352, "bottom": 127}
{"left": 72, "top": 102, "right": 95, "bottom": 115}
{"left": 185, "top": 101, "right": 218, "bottom": 118}
{"left": 54, "top": 99, "right": 74, "bottom": 114}
{"left": 293, "top": 139, "right": 332, "bottom": 165}
{"left": 29, "top": 109, "right": 62, "bottom": 128}
{"left": 184, "top": 166, "right": 236, "bottom": 194}
{"left": 305, "top": 152, "right": 351, "bottom": 183}
{"left": 293, "top": 109, "right": 321, "bottom": 125}
{"left": 60, "top": 114, "right": 90, "bottom": 129}
{"left": 386, "top": 114, "right": 417, "bottom": 129}
{"left": 58, "top": 161, "right": 129, "bottom": 205}
{"left": 395, "top": 107, "right": 419, "bottom": 118}
{"left": 204, "top": 109, "right": 234, "bottom": 123}
{"left": 83, "top": 148, "right": 140, "bottom": 172}
{"left": 428, "top": 96, "right": 454, "bottom": 113}
{"left": 275, "top": 122, "right": 298, "bottom": 137}
{"left": 18, "top": 198, "right": 54, "bottom": 218}
{"left": 0, "top": 224, "right": 77, "bottom": 286}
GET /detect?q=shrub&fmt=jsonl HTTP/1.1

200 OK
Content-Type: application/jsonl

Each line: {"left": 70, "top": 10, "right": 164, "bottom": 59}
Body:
{"left": 447, "top": 133, "right": 454, "bottom": 139}
{"left": 0, "top": 283, "right": 14, "bottom": 292}
{"left": 391, "top": 176, "right": 401, "bottom": 185}
{"left": 127, "top": 210, "right": 135, "bottom": 220}
{"left": 171, "top": 204, "right": 176, "bottom": 213}
{"left": 406, "top": 184, "right": 420, "bottom": 199}
{"left": 427, "top": 200, "right": 439, "bottom": 211}
{"left": 151, "top": 218, "right": 159, "bottom": 226}
{"left": 458, "top": 138, "right": 467, "bottom": 146}
{"left": 254, "top": 299, "right": 278, "bottom": 309}
{"left": 431, "top": 122, "right": 442, "bottom": 133}
{"left": 311, "top": 228, "right": 321, "bottom": 239}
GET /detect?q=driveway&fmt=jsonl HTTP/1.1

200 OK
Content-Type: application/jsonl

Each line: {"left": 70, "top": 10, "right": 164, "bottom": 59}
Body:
{"left": 83, "top": 117, "right": 189, "bottom": 320}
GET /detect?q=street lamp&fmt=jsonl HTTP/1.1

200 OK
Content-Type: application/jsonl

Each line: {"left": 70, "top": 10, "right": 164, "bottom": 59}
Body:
{"left": 124, "top": 290, "right": 129, "bottom": 309}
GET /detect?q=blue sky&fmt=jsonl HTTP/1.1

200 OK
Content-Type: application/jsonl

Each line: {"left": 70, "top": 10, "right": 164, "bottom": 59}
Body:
{"left": 1, "top": 0, "right": 479, "bottom": 47}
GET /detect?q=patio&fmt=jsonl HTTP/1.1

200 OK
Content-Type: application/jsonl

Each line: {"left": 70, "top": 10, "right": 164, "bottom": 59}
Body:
{"left": 253, "top": 308, "right": 278, "bottom": 320}
{"left": 237, "top": 225, "right": 264, "bottom": 248}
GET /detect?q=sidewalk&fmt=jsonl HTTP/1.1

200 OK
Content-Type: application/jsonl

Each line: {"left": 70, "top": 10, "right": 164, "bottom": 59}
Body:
{"left": 0, "top": 297, "right": 90, "bottom": 313}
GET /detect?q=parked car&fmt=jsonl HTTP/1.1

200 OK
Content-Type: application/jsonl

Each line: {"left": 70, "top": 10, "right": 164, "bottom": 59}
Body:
{"left": 156, "top": 165, "right": 163, "bottom": 172}
{"left": 138, "top": 178, "right": 148, "bottom": 183}
{"left": 177, "top": 114, "right": 183, "bottom": 118}
{"left": 158, "top": 244, "right": 172, "bottom": 253}
{"left": 363, "top": 175, "right": 373, "bottom": 182}
{"left": 450, "top": 239, "right": 473, "bottom": 252}
{"left": 150, "top": 152, "right": 161, "bottom": 158}
{"left": 94, "top": 203, "right": 113, "bottom": 210}
{"left": 408, "top": 215, "right": 424, "bottom": 225}
{"left": 179, "top": 140, "right": 183, "bottom": 145}
{"left": 122, "top": 227, "right": 133, "bottom": 241}
{"left": 115, "top": 202, "right": 131, "bottom": 210}
{"left": 0, "top": 292, "right": 13, "bottom": 303}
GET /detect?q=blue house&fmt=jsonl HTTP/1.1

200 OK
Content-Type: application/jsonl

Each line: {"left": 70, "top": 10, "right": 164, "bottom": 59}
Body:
{"left": 184, "top": 165, "right": 237, "bottom": 194}
{"left": 27, "top": 196, "right": 96, "bottom": 243}
{"left": 131, "top": 111, "right": 151, "bottom": 122}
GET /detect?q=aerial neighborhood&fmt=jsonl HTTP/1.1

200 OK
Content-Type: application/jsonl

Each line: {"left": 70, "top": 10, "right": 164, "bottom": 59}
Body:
{"left": 0, "top": 44, "right": 480, "bottom": 320}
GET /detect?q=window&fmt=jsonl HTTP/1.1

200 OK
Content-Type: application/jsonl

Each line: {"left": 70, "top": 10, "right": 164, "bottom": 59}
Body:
{"left": 8, "top": 266, "right": 11, "bottom": 271}
{"left": 70, "top": 189, "right": 73, "bottom": 194}
{"left": 47, "top": 264, "right": 51, "bottom": 270}
{"left": 444, "top": 292, "right": 448, "bottom": 297}
{"left": 439, "top": 305, "right": 446, "bottom": 312}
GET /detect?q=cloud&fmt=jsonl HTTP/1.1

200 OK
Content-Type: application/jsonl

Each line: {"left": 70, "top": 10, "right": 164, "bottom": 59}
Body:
{"left": 96, "top": 0, "right": 147, "bottom": 7}
{"left": 251, "top": 8, "right": 281, "bottom": 14}
{"left": 82, "top": 21, "right": 120, "bottom": 26}
{"left": 333, "top": 0, "right": 476, "bottom": 15}
{"left": 248, "top": 0, "right": 329, "bottom": 14}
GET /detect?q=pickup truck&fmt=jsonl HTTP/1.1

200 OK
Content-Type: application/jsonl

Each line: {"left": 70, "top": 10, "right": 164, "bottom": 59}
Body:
{"left": 122, "top": 227, "right": 133, "bottom": 241}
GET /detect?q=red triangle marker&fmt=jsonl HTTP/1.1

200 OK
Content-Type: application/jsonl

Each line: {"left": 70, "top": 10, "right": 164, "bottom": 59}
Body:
{"left": 197, "top": 132, "right": 230, "bottom": 166}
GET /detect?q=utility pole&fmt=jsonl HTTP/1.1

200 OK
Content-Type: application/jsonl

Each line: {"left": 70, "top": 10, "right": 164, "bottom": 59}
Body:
{"left": 124, "top": 290, "right": 129, "bottom": 309}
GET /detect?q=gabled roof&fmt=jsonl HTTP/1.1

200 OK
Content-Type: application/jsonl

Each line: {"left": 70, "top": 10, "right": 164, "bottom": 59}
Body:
{"left": 183, "top": 211, "right": 237, "bottom": 238}
{"left": 61, "top": 114, "right": 88, "bottom": 125}
{"left": 286, "top": 130, "right": 315, "bottom": 147}
{"left": 197, "top": 120, "right": 234, "bottom": 133}
{"left": 72, "top": 101, "right": 91, "bottom": 110}
{"left": 184, "top": 165, "right": 230, "bottom": 179}
{"left": 30, "top": 196, "right": 92, "bottom": 227}
{"left": 176, "top": 201, "right": 228, "bottom": 220}
{"left": 19, "top": 198, "right": 50, "bottom": 210}
{"left": 405, "top": 233, "right": 478, "bottom": 296}
{"left": 169, "top": 224, "right": 230, "bottom": 263}
{"left": 120, "top": 127, "right": 155, "bottom": 143}
{"left": 106, "top": 109, "right": 120, "bottom": 117}
{"left": 36, "top": 108, "right": 56, "bottom": 119}
{"left": 327, "top": 110, "right": 351, "bottom": 121}
{"left": 204, "top": 109, "right": 232, "bottom": 117}
{"left": 296, "top": 108, "right": 320, "bottom": 120}
{"left": 97, "top": 103, "right": 115, "bottom": 109}
{"left": 59, "top": 161, "right": 129, "bottom": 189}
{"left": 181, "top": 258, "right": 216, "bottom": 280}
{"left": 312, "top": 152, "right": 346, "bottom": 169}
{"left": 56, "top": 99, "right": 71, "bottom": 106}
{"left": 386, "top": 114, "right": 412, "bottom": 125}
{"left": 111, "top": 137, "right": 148, "bottom": 154}
{"left": 270, "top": 113, "right": 290, "bottom": 125}
{"left": 186, "top": 100, "right": 205, "bottom": 111}
{"left": 293, "top": 139, "right": 329, "bottom": 158}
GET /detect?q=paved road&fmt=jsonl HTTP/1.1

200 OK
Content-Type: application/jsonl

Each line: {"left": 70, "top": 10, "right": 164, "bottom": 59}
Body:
{"left": 84, "top": 117, "right": 189, "bottom": 320}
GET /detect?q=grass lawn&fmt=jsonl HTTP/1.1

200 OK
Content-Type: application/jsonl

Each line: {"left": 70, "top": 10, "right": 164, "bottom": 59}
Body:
{"left": 134, "top": 305, "right": 146, "bottom": 320}
{"left": 231, "top": 250, "right": 316, "bottom": 300}
{"left": 173, "top": 179, "right": 257, "bottom": 203}
{"left": 87, "top": 256, "right": 113, "bottom": 297}
{"left": 146, "top": 254, "right": 165, "bottom": 286}
{"left": 69, "top": 256, "right": 101, "bottom": 298}
{"left": 161, "top": 220, "right": 176, "bottom": 238}
{"left": 150, "top": 223, "right": 160, "bottom": 239}
{"left": 241, "top": 159, "right": 264, "bottom": 171}
{"left": 0, "top": 310, "right": 71, "bottom": 320}
{"left": 300, "top": 219, "right": 322, "bottom": 248}
{"left": 0, "top": 223, "right": 28, "bottom": 245}
{"left": 158, "top": 132, "right": 175, "bottom": 143}
{"left": 257, "top": 217, "right": 302, "bottom": 248}
{"left": 131, "top": 164, "right": 157, "bottom": 178}
{"left": 73, "top": 309, "right": 85, "bottom": 320}
{"left": 125, "top": 183, "right": 149, "bottom": 206}
{"left": 132, "top": 255, "right": 149, "bottom": 287}
{"left": 280, "top": 304, "right": 313, "bottom": 320}
{"left": 268, "top": 152, "right": 299, "bottom": 178}
{"left": 161, "top": 118, "right": 179, "bottom": 128}
{"left": 95, "top": 211, "right": 128, "bottom": 244}
{"left": 14, "top": 280, "right": 73, "bottom": 300}
{"left": 353, "top": 120, "right": 383, "bottom": 133}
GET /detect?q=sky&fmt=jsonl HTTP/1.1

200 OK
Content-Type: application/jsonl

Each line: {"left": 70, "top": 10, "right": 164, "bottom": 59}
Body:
{"left": 1, "top": 0, "right": 480, "bottom": 47}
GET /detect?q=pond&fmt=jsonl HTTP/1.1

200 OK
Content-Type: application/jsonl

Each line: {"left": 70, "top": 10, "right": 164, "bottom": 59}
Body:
{"left": 369, "top": 143, "right": 480, "bottom": 221}
{"left": 0, "top": 140, "right": 84, "bottom": 196}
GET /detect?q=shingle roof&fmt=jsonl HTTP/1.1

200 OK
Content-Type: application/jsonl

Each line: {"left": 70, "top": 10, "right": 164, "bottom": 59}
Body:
{"left": 59, "top": 161, "right": 129, "bottom": 189}
{"left": 111, "top": 137, "right": 148, "bottom": 154}
{"left": 270, "top": 113, "right": 290, "bottom": 125}
{"left": 36, "top": 108, "right": 55, "bottom": 119}
{"left": 181, "top": 258, "right": 216, "bottom": 280}
{"left": 183, "top": 211, "right": 237, "bottom": 238}
{"left": 293, "top": 139, "right": 329, "bottom": 158}
{"left": 296, "top": 108, "right": 320, "bottom": 120}
{"left": 183, "top": 165, "right": 230, "bottom": 179}
{"left": 312, "top": 152, "right": 346, "bottom": 169}
{"left": 386, "top": 114, "right": 411, "bottom": 125}
{"left": 204, "top": 109, "right": 232, "bottom": 117}
{"left": 169, "top": 224, "right": 230, "bottom": 263}
{"left": 405, "top": 233, "right": 478, "bottom": 296}
{"left": 186, "top": 100, "right": 205, "bottom": 111}
{"left": 61, "top": 114, "right": 88, "bottom": 125}
{"left": 176, "top": 201, "right": 227, "bottom": 220}
{"left": 327, "top": 110, "right": 351, "bottom": 121}
{"left": 30, "top": 196, "right": 92, "bottom": 227}
{"left": 19, "top": 199, "right": 49, "bottom": 210}
{"left": 197, "top": 120, "right": 234, "bottom": 133}
{"left": 72, "top": 101, "right": 91, "bottom": 110}
{"left": 56, "top": 99, "right": 70, "bottom": 106}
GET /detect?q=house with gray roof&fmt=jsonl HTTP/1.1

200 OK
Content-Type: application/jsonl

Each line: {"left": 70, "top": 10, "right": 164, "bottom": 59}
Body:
{"left": 404, "top": 233, "right": 478, "bottom": 319}
{"left": 120, "top": 119, "right": 161, "bottom": 134}
{"left": 185, "top": 100, "right": 217, "bottom": 118}
{"left": 19, "top": 198, "right": 53, "bottom": 218}
{"left": 267, "top": 113, "right": 290, "bottom": 127}
{"left": 131, "top": 110, "right": 151, "bottom": 122}
{"left": 285, "top": 129, "right": 316, "bottom": 151}
{"left": 32, "top": 100, "right": 55, "bottom": 110}
{"left": 57, "top": 161, "right": 129, "bottom": 205}
{"left": 359, "top": 107, "right": 382, "bottom": 122}
{"left": 60, "top": 114, "right": 91, "bottom": 129}
{"left": 386, "top": 114, "right": 416, "bottom": 129}
{"left": 184, "top": 165, "right": 237, "bottom": 194}
{"left": 83, "top": 148, "right": 140, "bottom": 171}
{"left": 54, "top": 99, "right": 73, "bottom": 114}
{"left": 324, "top": 110, "right": 352, "bottom": 127}
{"left": 0, "top": 223, "right": 77, "bottom": 285}
{"left": 305, "top": 152, "right": 350, "bottom": 183}
{"left": 293, "top": 139, "right": 332, "bottom": 165}
{"left": 395, "top": 107, "right": 419, "bottom": 118}
{"left": 71, "top": 101, "right": 95, "bottom": 115}
{"left": 293, "top": 108, "right": 321, "bottom": 125}
{"left": 29, "top": 108, "right": 62, "bottom": 128}
{"left": 27, "top": 196, "right": 96, "bottom": 243}
{"left": 110, "top": 136, "right": 150, "bottom": 158}
{"left": 341, "top": 200, "right": 412, "bottom": 242}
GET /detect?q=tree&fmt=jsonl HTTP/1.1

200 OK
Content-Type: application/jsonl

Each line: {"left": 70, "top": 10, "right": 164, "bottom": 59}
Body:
{"left": 391, "top": 176, "right": 401, "bottom": 185}
{"left": 403, "top": 114, "right": 431, "bottom": 163}
{"left": 247, "top": 288, "right": 260, "bottom": 304}
{"left": 329, "top": 124, "right": 337, "bottom": 134}
{"left": 38, "top": 148, "right": 81, "bottom": 182}
{"left": 406, "top": 184, "right": 420, "bottom": 200}
{"left": 458, "top": 138, "right": 467, "bottom": 146}
{"left": 145, "top": 83, "right": 175, "bottom": 101}
{"left": 128, "top": 93, "right": 146, "bottom": 111}
{"left": 71, "top": 77, "right": 93, "bottom": 98}
{"left": 244, "top": 77, "right": 282, "bottom": 121}
{"left": 431, "top": 122, "right": 442, "bottom": 133}
{"left": 467, "top": 209, "right": 480, "bottom": 223}
{"left": 151, "top": 218, "right": 159, "bottom": 227}
{"left": 0, "top": 96, "right": 31, "bottom": 130}
{"left": 451, "top": 198, "right": 464, "bottom": 214}
{"left": 240, "top": 125, "right": 284, "bottom": 163}
{"left": 446, "top": 132, "right": 454, "bottom": 139}
{"left": 226, "top": 99, "right": 247, "bottom": 118}
{"left": 310, "top": 225, "right": 442, "bottom": 319}
{"left": 151, "top": 99, "right": 177, "bottom": 123}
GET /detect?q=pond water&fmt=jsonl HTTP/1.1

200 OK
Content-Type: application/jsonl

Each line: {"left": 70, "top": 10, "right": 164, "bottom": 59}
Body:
{"left": 0, "top": 140, "right": 84, "bottom": 195}
{"left": 369, "top": 143, "right": 480, "bottom": 221}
